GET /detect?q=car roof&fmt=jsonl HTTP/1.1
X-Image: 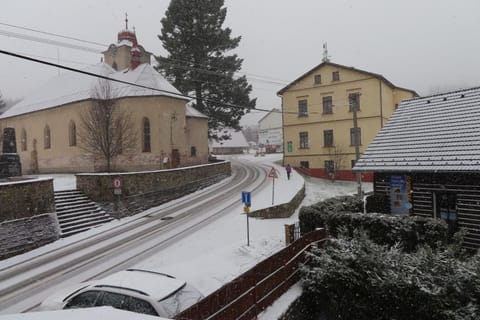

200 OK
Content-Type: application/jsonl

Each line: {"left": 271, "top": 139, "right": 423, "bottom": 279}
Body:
{"left": 90, "top": 269, "right": 186, "bottom": 301}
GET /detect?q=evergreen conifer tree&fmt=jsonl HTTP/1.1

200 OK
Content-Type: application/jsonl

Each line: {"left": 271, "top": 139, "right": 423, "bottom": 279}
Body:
{"left": 156, "top": 0, "right": 256, "bottom": 140}
{"left": 0, "top": 91, "right": 7, "bottom": 114}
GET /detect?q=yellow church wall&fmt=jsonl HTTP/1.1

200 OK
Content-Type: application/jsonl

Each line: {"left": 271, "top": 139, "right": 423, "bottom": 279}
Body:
{"left": 185, "top": 117, "right": 209, "bottom": 166}
{"left": 0, "top": 95, "right": 208, "bottom": 174}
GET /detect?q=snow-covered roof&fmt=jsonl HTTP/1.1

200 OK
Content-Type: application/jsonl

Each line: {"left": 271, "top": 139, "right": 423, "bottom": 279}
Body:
{"left": 0, "top": 63, "right": 188, "bottom": 119}
{"left": 354, "top": 86, "right": 480, "bottom": 172}
{"left": 186, "top": 104, "right": 208, "bottom": 119}
{"left": 93, "top": 269, "right": 186, "bottom": 302}
{"left": 258, "top": 108, "right": 281, "bottom": 124}
{"left": 209, "top": 128, "right": 249, "bottom": 148}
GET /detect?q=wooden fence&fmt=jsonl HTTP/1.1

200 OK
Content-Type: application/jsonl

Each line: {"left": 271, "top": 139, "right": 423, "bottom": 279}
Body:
{"left": 174, "top": 228, "right": 327, "bottom": 320}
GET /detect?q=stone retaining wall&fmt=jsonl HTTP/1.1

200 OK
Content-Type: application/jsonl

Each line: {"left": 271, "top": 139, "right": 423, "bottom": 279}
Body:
{"left": 249, "top": 184, "right": 305, "bottom": 219}
{"left": 0, "top": 178, "right": 55, "bottom": 221}
{"left": 0, "top": 178, "right": 57, "bottom": 259}
{"left": 0, "top": 213, "right": 60, "bottom": 260}
{"left": 76, "top": 161, "right": 231, "bottom": 217}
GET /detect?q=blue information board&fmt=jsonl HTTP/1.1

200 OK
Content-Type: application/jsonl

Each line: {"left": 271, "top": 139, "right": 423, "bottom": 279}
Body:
{"left": 242, "top": 191, "right": 251, "bottom": 207}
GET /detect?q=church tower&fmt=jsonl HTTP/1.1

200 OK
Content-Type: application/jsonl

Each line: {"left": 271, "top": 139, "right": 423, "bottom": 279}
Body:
{"left": 102, "top": 14, "right": 152, "bottom": 70}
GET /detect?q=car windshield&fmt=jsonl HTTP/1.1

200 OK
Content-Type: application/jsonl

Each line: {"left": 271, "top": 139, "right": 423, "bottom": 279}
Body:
{"left": 158, "top": 284, "right": 203, "bottom": 318}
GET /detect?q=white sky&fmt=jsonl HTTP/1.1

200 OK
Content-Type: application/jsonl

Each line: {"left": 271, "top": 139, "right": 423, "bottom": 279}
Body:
{"left": 1, "top": 0, "right": 480, "bottom": 125}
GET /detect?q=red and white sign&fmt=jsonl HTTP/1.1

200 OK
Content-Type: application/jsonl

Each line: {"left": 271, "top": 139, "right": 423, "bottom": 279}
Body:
{"left": 113, "top": 177, "right": 123, "bottom": 189}
{"left": 268, "top": 167, "right": 278, "bottom": 179}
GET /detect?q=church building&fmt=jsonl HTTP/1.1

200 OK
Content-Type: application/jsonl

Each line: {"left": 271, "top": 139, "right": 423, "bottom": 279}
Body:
{"left": 0, "top": 20, "right": 209, "bottom": 173}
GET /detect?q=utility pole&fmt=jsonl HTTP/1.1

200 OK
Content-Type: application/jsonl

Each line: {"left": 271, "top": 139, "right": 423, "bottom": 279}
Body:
{"left": 351, "top": 94, "right": 363, "bottom": 198}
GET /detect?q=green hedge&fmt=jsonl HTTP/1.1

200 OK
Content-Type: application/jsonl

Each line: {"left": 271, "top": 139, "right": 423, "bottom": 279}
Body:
{"left": 299, "top": 196, "right": 449, "bottom": 251}
{"left": 301, "top": 234, "right": 480, "bottom": 320}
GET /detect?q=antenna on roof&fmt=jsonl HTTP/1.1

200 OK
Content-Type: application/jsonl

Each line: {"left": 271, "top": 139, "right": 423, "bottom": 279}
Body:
{"left": 322, "top": 42, "right": 331, "bottom": 63}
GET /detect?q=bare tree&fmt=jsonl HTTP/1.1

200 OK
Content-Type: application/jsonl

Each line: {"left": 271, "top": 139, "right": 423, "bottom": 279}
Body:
{"left": 328, "top": 144, "right": 349, "bottom": 182}
{"left": 79, "top": 80, "right": 137, "bottom": 172}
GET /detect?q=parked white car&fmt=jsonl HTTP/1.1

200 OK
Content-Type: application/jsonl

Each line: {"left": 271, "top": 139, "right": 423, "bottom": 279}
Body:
{"left": 39, "top": 269, "right": 203, "bottom": 318}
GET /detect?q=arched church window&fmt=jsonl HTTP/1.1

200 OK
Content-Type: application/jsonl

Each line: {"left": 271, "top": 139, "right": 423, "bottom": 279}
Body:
{"left": 142, "top": 117, "right": 151, "bottom": 152}
{"left": 44, "top": 125, "right": 51, "bottom": 149}
{"left": 69, "top": 120, "right": 77, "bottom": 146}
{"left": 21, "top": 128, "right": 27, "bottom": 151}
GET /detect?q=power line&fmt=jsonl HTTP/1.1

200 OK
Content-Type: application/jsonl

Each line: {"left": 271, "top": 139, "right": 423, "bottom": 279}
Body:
{"left": 0, "top": 49, "right": 296, "bottom": 115}
{"left": 0, "top": 30, "right": 101, "bottom": 54}
{"left": 0, "top": 21, "right": 291, "bottom": 86}
{"left": 0, "top": 22, "right": 107, "bottom": 47}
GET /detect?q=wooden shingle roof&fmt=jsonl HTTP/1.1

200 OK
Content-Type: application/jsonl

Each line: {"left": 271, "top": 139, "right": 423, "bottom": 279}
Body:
{"left": 354, "top": 86, "right": 480, "bottom": 172}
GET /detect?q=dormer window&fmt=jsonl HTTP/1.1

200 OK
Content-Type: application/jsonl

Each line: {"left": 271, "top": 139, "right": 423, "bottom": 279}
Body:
{"left": 332, "top": 71, "right": 340, "bottom": 81}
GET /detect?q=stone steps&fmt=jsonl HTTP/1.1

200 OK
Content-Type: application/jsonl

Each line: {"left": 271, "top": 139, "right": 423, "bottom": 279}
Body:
{"left": 54, "top": 189, "right": 115, "bottom": 237}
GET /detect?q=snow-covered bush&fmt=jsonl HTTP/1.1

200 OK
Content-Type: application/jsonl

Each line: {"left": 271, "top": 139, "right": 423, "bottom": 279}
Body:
{"left": 299, "top": 196, "right": 449, "bottom": 251}
{"left": 300, "top": 233, "right": 480, "bottom": 320}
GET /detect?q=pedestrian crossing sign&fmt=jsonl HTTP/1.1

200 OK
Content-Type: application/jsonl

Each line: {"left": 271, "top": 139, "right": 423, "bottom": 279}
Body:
{"left": 268, "top": 167, "right": 278, "bottom": 179}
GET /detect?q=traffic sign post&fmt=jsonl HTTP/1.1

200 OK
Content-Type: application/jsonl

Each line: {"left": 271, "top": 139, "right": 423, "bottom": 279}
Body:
{"left": 242, "top": 191, "right": 252, "bottom": 246}
{"left": 113, "top": 177, "right": 123, "bottom": 212}
{"left": 268, "top": 167, "right": 278, "bottom": 205}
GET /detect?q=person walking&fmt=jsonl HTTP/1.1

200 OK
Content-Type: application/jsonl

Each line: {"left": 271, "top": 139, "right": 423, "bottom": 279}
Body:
{"left": 286, "top": 164, "right": 292, "bottom": 180}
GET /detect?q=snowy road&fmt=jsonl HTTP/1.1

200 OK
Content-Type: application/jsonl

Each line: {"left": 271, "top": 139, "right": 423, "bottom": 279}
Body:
{"left": 0, "top": 159, "right": 271, "bottom": 314}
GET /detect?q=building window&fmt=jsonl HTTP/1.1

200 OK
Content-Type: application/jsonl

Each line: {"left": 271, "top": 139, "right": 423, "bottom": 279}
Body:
{"left": 142, "top": 117, "right": 151, "bottom": 152}
{"left": 300, "top": 161, "right": 309, "bottom": 169}
{"left": 350, "top": 127, "right": 362, "bottom": 146}
{"left": 21, "top": 128, "right": 27, "bottom": 151}
{"left": 191, "top": 146, "right": 197, "bottom": 157}
{"left": 323, "top": 96, "right": 333, "bottom": 114}
{"left": 299, "top": 132, "right": 309, "bottom": 149}
{"left": 69, "top": 120, "right": 76, "bottom": 146}
{"left": 298, "top": 99, "right": 308, "bottom": 116}
{"left": 44, "top": 125, "right": 51, "bottom": 149}
{"left": 323, "top": 130, "right": 334, "bottom": 147}
{"left": 314, "top": 74, "right": 322, "bottom": 84}
{"left": 349, "top": 93, "right": 361, "bottom": 112}
{"left": 332, "top": 71, "right": 340, "bottom": 81}
{"left": 325, "top": 160, "right": 335, "bottom": 173}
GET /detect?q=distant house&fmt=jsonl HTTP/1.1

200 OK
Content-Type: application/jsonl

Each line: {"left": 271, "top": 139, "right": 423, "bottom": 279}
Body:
{"left": 277, "top": 61, "right": 417, "bottom": 181}
{"left": 209, "top": 128, "right": 249, "bottom": 155}
{"left": 258, "top": 108, "right": 283, "bottom": 153}
{"left": 354, "top": 86, "right": 480, "bottom": 249}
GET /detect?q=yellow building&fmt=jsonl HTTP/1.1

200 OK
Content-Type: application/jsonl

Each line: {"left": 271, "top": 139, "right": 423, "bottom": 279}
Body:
{"left": 0, "top": 25, "right": 209, "bottom": 173}
{"left": 277, "top": 62, "right": 417, "bottom": 181}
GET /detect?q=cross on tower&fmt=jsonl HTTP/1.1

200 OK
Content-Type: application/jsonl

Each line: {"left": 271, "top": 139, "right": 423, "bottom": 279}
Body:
{"left": 125, "top": 12, "right": 128, "bottom": 30}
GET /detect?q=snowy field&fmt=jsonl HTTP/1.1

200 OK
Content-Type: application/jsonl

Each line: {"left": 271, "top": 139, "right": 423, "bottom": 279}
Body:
{"left": 0, "top": 153, "right": 372, "bottom": 319}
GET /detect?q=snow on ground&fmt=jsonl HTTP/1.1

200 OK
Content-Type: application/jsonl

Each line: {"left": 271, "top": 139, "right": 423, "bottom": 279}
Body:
{"left": 1, "top": 153, "right": 372, "bottom": 319}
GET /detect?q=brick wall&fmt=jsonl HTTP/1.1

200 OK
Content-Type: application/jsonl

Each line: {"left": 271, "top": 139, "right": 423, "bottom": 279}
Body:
{"left": 0, "top": 178, "right": 55, "bottom": 221}
{"left": 76, "top": 161, "right": 231, "bottom": 216}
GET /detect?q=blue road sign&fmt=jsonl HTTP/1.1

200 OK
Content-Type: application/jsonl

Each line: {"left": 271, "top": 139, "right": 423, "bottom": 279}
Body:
{"left": 242, "top": 191, "right": 251, "bottom": 207}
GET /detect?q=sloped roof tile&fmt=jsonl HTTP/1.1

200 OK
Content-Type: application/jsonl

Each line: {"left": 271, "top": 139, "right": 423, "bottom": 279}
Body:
{"left": 354, "top": 86, "right": 480, "bottom": 172}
